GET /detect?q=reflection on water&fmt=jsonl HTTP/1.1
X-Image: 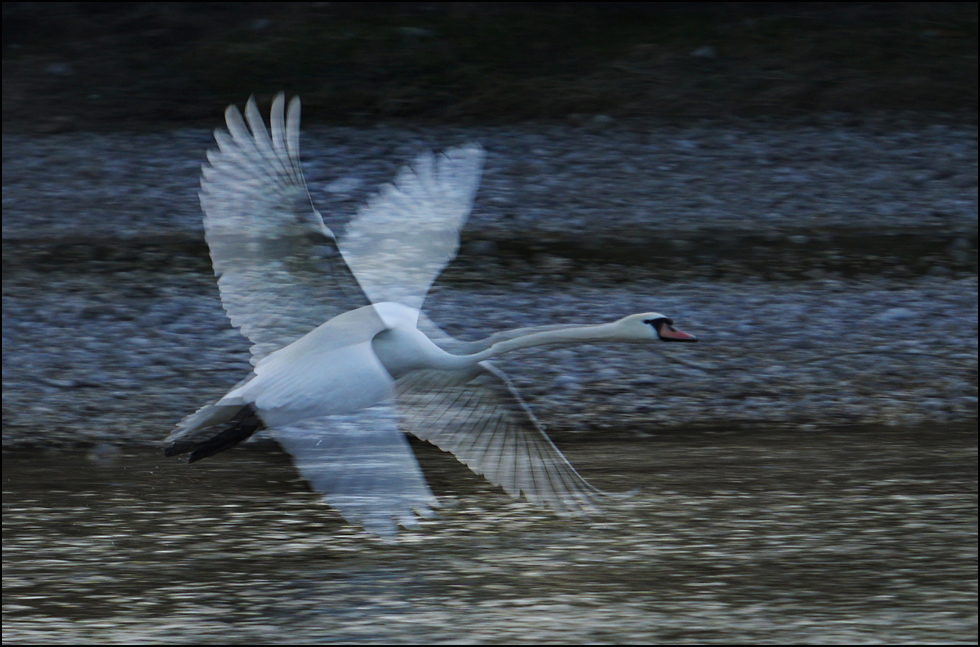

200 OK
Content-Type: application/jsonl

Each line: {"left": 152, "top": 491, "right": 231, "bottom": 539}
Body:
{"left": 3, "top": 425, "right": 977, "bottom": 643}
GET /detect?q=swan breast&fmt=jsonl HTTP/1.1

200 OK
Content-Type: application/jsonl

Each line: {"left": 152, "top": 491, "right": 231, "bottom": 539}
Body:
{"left": 372, "top": 326, "right": 471, "bottom": 379}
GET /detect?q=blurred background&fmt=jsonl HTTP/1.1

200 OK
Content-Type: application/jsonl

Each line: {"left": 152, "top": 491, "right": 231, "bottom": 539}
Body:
{"left": 3, "top": 2, "right": 977, "bottom": 128}
{"left": 3, "top": 3, "right": 977, "bottom": 644}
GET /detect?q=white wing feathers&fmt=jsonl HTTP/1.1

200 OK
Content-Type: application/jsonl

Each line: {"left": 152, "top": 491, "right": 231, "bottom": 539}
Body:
{"left": 394, "top": 364, "right": 605, "bottom": 515}
{"left": 273, "top": 405, "right": 438, "bottom": 538}
{"left": 341, "top": 145, "right": 485, "bottom": 314}
{"left": 405, "top": 314, "right": 608, "bottom": 513}
{"left": 201, "top": 94, "right": 371, "bottom": 362}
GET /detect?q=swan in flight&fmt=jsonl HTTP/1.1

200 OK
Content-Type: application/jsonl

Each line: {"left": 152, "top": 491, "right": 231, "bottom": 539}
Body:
{"left": 164, "top": 94, "right": 697, "bottom": 536}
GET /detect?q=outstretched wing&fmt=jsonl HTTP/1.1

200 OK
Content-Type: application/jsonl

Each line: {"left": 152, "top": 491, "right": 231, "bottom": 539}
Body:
{"left": 394, "top": 362, "right": 606, "bottom": 515}
{"left": 200, "top": 94, "right": 372, "bottom": 362}
{"left": 340, "top": 145, "right": 485, "bottom": 316}
{"left": 273, "top": 404, "right": 439, "bottom": 538}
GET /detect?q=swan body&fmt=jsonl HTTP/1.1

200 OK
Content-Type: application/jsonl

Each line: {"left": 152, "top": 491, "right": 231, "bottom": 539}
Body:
{"left": 164, "top": 94, "right": 697, "bottom": 535}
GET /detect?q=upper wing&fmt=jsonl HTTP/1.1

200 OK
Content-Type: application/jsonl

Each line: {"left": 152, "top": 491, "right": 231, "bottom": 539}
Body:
{"left": 394, "top": 362, "right": 606, "bottom": 515}
{"left": 273, "top": 403, "right": 439, "bottom": 538}
{"left": 340, "top": 145, "right": 485, "bottom": 315}
{"left": 200, "top": 94, "right": 371, "bottom": 362}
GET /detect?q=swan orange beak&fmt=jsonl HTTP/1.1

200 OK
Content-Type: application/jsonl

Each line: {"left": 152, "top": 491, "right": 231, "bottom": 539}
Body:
{"left": 657, "top": 322, "right": 698, "bottom": 342}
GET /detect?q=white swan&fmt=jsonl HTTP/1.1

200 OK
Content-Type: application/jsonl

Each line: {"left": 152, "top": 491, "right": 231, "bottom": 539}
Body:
{"left": 164, "top": 94, "right": 697, "bottom": 536}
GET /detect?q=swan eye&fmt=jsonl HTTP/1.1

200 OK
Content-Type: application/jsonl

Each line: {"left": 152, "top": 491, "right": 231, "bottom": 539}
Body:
{"left": 643, "top": 317, "right": 672, "bottom": 328}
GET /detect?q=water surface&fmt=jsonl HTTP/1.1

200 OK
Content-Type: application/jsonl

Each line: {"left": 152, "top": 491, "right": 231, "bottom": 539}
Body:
{"left": 3, "top": 425, "right": 976, "bottom": 643}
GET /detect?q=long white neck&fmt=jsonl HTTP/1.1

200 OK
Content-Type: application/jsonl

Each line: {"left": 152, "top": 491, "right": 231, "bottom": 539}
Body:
{"left": 377, "top": 319, "right": 641, "bottom": 380}
{"left": 468, "top": 322, "right": 623, "bottom": 363}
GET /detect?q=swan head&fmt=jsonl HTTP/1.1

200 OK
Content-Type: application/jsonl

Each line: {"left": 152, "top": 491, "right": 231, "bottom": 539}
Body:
{"left": 616, "top": 313, "right": 698, "bottom": 343}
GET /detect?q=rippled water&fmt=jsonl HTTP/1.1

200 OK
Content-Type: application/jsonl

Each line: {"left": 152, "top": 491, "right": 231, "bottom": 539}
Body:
{"left": 3, "top": 425, "right": 976, "bottom": 644}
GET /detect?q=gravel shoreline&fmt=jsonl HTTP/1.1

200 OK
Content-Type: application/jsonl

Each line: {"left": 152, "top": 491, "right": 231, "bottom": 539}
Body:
{"left": 4, "top": 113, "right": 977, "bottom": 240}
{"left": 3, "top": 115, "right": 977, "bottom": 449}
